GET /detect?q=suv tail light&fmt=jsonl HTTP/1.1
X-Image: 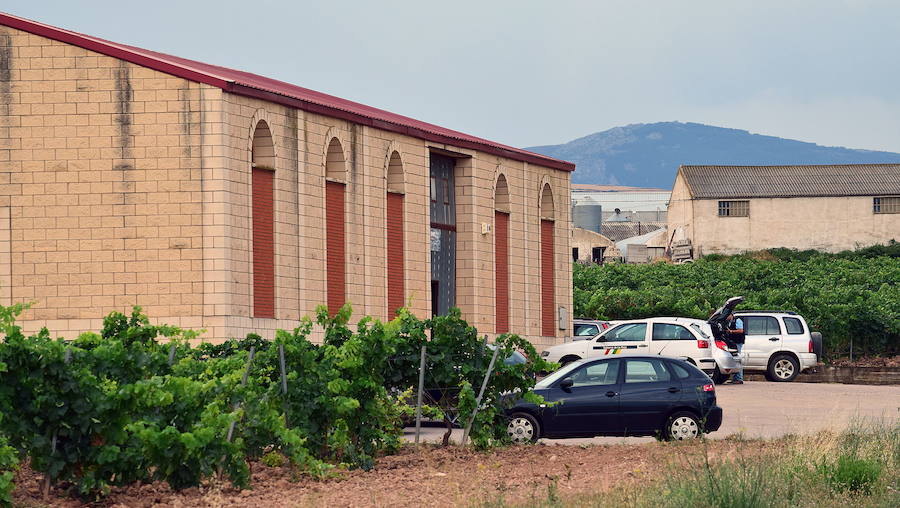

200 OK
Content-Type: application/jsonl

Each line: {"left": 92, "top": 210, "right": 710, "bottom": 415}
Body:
{"left": 808, "top": 339, "right": 813, "bottom": 353}
{"left": 714, "top": 340, "right": 727, "bottom": 350}
{"left": 601, "top": 323, "right": 609, "bottom": 330}
{"left": 697, "top": 339, "right": 709, "bottom": 349}
{"left": 702, "top": 383, "right": 715, "bottom": 392}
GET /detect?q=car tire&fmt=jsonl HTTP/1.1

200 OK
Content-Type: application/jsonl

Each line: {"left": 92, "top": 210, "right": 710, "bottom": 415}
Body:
{"left": 768, "top": 354, "right": 800, "bottom": 382}
{"left": 507, "top": 412, "right": 540, "bottom": 444}
{"left": 663, "top": 411, "right": 702, "bottom": 441}
{"left": 711, "top": 367, "right": 728, "bottom": 385}
{"left": 559, "top": 355, "right": 581, "bottom": 367}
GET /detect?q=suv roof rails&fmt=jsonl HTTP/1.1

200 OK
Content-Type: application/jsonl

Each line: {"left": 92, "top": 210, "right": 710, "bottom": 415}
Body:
{"left": 733, "top": 310, "right": 798, "bottom": 315}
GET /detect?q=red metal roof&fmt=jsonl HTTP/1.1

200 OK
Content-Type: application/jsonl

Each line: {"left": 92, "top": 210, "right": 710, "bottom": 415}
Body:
{"left": 0, "top": 12, "right": 575, "bottom": 172}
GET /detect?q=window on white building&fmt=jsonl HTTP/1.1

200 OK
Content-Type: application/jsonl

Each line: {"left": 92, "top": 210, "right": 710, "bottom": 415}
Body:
{"left": 718, "top": 200, "right": 749, "bottom": 217}
{"left": 873, "top": 196, "right": 900, "bottom": 214}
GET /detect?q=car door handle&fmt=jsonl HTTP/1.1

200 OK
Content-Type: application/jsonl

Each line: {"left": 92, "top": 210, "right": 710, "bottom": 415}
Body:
{"left": 638, "top": 344, "right": 648, "bottom": 347}
{"left": 667, "top": 387, "right": 680, "bottom": 393}
{"left": 605, "top": 391, "right": 617, "bottom": 397}
{"left": 768, "top": 337, "right": 779, "bottom": 341}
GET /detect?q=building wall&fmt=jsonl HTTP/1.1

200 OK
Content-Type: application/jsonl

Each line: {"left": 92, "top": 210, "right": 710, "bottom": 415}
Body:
{"left": 571, "top": 227, "right": 620, "bottom": 263}
{"left": 1, "top": 25, "right": 206, "bottom": 337}
{"left": 0, "top": 25, "right": 573, "bottom": 347}
{"left": 668, "top": 171, "right": 900, "bottom": 255}
{"left": 665, "top": 175, "right": 692, "bottom": 245}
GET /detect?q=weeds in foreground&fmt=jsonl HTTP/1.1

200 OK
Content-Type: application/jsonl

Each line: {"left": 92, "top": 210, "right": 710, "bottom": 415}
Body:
{"left": 478, "top": 422, "right": 900, "bottom": 508}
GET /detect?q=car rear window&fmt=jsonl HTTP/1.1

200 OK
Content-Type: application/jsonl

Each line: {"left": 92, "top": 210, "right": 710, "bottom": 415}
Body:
{"left": 652, "top": 323, "right": 694, "bottom": 341}
{"left": 624, "top": 359, "right": 672, "bottom": 383}
{"left": 784, "top": 317, "right": 805, "bottom": 334}
{"left": 669, "top": 362, "right": 692, "bottom": 379}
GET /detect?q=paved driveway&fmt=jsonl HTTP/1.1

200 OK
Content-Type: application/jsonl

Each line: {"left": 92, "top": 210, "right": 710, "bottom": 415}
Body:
{"left": 404, "top": 381, "right": 900, "bottom": 445}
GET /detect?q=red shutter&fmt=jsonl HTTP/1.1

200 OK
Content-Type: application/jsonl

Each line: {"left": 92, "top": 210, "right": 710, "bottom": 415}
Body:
{"left": 386, "top": 192, "right": 405, "bottom": 318}
{"left": 252, "top": 168, "right": 275, "bottom": 318}
{"left": 540, "top": 219, "right": 555, "bottom": 337}
{"left": 326, "top": 181, "right": 346, "bottom": 316}
{"left": 495, "top": 211, "right": 509, "bottom": 333}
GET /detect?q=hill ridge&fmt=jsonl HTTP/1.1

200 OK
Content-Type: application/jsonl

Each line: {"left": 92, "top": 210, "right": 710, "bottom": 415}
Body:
{"left": 526, "top": 122, "right": 900, "bottom": 188}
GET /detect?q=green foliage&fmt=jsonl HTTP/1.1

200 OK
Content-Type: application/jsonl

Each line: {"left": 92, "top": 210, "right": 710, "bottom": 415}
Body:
{"left": 0, "top": 363, "right": 18, "bottom": 508}
{"left": 0, "top": 303, "right": 548, "bottom": 499}
{"left": 387, "top": 308, "right": 554, "bottom": 448}
{"left": 818, "top": 455, "right": 883, "bottom": 495}
{"left": 389, "top": 388, "right": 444, "bottom": 423}
{"left": 261, "top": 451, "right": 285, "bottom": 468}
{"left": 573, "top": 246, "right": 900, "bottom": 357}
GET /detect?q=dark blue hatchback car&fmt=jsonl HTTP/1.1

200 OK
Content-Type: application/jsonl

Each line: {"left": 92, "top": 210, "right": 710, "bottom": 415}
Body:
{"left": 506, "top": 355, "right": 723, "bottom": 442}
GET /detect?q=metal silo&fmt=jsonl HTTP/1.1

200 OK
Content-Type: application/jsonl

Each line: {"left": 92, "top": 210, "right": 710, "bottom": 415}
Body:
{"left": 573, "top": 200, "right": 603, "bottom": 234}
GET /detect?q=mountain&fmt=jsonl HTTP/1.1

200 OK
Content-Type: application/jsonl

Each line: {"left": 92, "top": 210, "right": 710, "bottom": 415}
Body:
{"left": 527, "top": 122, "right": 900, "bottom": 188}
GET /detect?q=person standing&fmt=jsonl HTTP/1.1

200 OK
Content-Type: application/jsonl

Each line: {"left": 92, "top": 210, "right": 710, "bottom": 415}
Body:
{"left": 726, "top": 314, "right": 745, "bottom": 384}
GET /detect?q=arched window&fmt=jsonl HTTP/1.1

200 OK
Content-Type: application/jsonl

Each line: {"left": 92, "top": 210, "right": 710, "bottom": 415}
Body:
{"left": 386, "top": 151, "right": 405, "bottom": 318}
{"left": 539, "top": 183, "right": 555, "bottom": 336}
{"left": 325, "top": 137, "right": 347, "bottom": 316}
{"left": 494, "top": 174, "right": 510, "bottom": 333}
{"left": 251, "top": 121, "right": 275, "bottom": 318}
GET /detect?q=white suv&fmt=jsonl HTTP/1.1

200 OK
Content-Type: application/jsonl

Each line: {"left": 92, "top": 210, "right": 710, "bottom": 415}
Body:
{"left": 732, "top": 311, "right": 821, "bottom": 382}
{"left": 540, "top": 317, "right": 741, "bottom": 380}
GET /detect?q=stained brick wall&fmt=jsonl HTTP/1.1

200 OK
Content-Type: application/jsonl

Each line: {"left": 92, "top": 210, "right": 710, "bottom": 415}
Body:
{"left": 0, "top": 25, "right": 204, "bottom": 337}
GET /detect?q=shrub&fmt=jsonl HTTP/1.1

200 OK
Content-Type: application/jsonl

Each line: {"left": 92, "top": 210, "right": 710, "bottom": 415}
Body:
{"left": 818, "top": 455, "right": 883, "bottom": 495}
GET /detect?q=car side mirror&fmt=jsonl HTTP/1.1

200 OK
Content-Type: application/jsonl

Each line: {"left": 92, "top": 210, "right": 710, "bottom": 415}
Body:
{"left": 559, "top": 378, "right": 574, "bottom": 391}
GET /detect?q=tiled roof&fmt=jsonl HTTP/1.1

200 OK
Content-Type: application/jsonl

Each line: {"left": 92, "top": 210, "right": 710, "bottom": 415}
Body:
{"left": 680, "top": 164, "right": 900, "bottom": 199}
{"left": 0, "top": 12, "right": 575, "bottom": 172}
{"left": 600, "top": 222, "right": 665, "bottom": 243}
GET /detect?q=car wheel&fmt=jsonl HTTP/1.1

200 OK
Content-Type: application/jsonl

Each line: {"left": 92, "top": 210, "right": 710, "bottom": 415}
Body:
{"left": 507, "top": 412, "right": 540, "bottom": 444}
{"left": 559, "top": 355, "right": 581, "bottom": 367}
{"left": 768, "top": 354, "right": 800, "bottom": 382}
{"left": 711, "top": 367, "right": 728, "bottom": 385}
{"left": 664, "top": 411, "right": 702, "bottom": 441}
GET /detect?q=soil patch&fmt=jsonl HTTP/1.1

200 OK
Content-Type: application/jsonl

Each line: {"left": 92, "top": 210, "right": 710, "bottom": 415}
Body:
{"left": 11, "top": 440, "right": 771, "bottom": 507}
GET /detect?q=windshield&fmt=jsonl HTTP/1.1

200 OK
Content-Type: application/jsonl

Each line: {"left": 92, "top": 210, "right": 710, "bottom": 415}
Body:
{"left": 535, "top": 361, "right": 583, "bottom": 388}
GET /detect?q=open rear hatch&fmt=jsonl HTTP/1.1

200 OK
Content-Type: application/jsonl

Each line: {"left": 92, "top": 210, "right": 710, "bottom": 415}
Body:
{"left": 707, "top": 296, "right": 744, "bottom": 343}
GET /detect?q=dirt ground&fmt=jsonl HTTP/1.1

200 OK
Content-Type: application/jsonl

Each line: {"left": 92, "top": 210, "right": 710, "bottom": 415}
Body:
{"left": 12, "top": 440, "right": 760, "bottom": 508}
{"left": 12, "top": 383, "right": 897, "bottom": 507}
{"left": 829, "top": 355, "right": 900, "bottom": 368}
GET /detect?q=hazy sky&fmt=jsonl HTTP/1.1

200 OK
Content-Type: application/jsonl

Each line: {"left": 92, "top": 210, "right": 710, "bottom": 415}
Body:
{"left": 5, "top": 1, "right": 900, "bottom": 152}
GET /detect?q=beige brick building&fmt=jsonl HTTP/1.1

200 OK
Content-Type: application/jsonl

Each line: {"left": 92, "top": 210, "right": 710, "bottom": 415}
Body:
{"left": 0, "top": 13, "right": 575, "bottom": 347}
{"left": 667, "top": 164, "right": 900, "bottom": 257}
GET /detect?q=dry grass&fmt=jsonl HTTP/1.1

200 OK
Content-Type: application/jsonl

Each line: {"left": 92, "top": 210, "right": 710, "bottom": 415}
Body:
{"left": 484, "top": 423, "right": 900, "bottom": 508}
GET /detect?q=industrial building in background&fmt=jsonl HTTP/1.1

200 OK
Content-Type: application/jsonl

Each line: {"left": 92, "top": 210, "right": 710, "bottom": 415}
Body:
{"left": 668, "top": 164, "right": 900, "bottom": 258}
{"left": 0, "top": 13, "right": 575, "bottom": 347}
{"left": 571, "top": 184, "right": 669, "bottom": 263}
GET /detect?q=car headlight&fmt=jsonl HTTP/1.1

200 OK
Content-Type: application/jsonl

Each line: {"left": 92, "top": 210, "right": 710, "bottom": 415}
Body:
{"left": 541, "top": 351, "right": 550, "bottom": 357}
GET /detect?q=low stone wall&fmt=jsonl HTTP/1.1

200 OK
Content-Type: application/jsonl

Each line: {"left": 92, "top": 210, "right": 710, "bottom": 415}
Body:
{"left": 747, "top": 366, "right": 900, "bottom": 385}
